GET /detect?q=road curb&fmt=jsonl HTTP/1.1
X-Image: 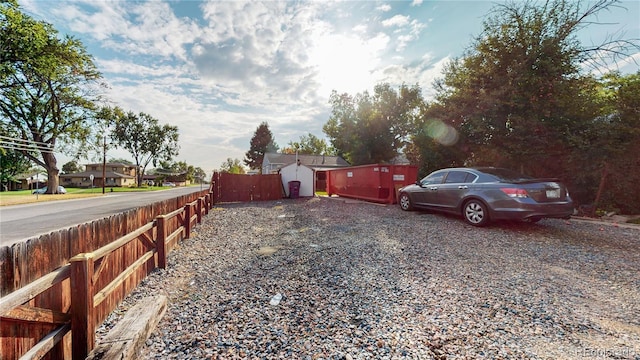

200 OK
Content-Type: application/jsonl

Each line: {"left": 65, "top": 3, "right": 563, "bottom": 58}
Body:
{"left": 569, "top": 216, "right": 640, "bottom": 230}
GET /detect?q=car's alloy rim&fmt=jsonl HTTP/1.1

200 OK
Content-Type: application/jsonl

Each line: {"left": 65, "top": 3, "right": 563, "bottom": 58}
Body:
{"left": 400, "top": 195, "right": 409, "bottom": 209}
{"left": 465, "top": 202, "right": 484, "bottom": 223}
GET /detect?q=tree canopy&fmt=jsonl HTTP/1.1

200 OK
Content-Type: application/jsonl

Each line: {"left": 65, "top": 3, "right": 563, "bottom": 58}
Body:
{"left": 244, "top": 122, "right": 278, "bottom": 172}
{"left": 219, "top": 158, "right": 246, "bottom": 174}
{"left": 61, "top": 160, "right": 80, "bottom": 174}
{"left": 416, "top": 0, "right": 640, "bottom": 211}
{"left": 323, "top": 83, "right": 425, "bottom": 165}
{"left": 0, "top": 1, "right": 102, "bottom": 193}
{"left": 281, "top": 133, "right": 335, "bottom": 155}
{"left": 100, "top": 107, "right": 179, "bottom": 186}
{"left": 156, "top": 160, "right": 206, "bottom": 183}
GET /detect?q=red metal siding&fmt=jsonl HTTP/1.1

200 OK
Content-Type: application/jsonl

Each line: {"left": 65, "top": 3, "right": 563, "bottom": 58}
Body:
{"left": 326, "top": 164, "right": 418, "bottom": 204}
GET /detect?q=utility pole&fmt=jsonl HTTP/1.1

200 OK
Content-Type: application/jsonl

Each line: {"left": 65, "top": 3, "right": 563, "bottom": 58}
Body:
{"left": 102, "top": 135, "right": 106, "bottom": 194}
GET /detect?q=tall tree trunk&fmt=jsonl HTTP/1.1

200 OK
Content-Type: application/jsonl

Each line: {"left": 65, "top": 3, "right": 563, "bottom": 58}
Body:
{"left": 42, "top": 152, "right": 60, "bottom": 194}
{"left": 592, "top": 162, "right": 608, "bottom": 217}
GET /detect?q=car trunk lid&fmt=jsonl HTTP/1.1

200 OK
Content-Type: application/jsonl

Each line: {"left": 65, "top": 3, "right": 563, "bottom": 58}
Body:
{"left": 519, "top": 181, "right": 569, "bottom": 203}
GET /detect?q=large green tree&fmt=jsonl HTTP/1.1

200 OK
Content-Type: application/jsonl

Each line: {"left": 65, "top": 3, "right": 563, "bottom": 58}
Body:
{"left": 244, "top": 122, "right": 278, "bottom": 172}
{"left": 422, "top": 0, "right": 639, "bottom": 211}
{"left": 429, "top": 0, "right": 638, "bottom": 173}
{"left": 324, "top": 83, "right": 424, "bottom": 165}
{"left": 282, "top": 133, "right": 335, "bottom": 155}
{"left": 219, "top": 158, "right": 246, "bottom": 174}
{"left": 0, "top": 1, "right": 102, "bottom": 193}
{"left": 103, "top": 107, "right": 180, "bottom": 186}
{"left": 157, "top": 160, "right": 206, "bottom": 183}
{"left": 568, "top": 71, "right": 640, "bottom": 212}
{"left": 0, "top": 146, "right": 31, "bottom": 190}
{"left": 61, "top": 160, "right": 80, "bottom": 174}
{"left": 0, "top": 126, "right": 32, "bottom": 189}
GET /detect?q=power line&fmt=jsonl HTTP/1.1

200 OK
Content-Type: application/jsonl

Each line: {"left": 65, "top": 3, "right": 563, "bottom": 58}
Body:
{"left": 0, "top": 135, "right": 55, "bottom": 153}
{"left": 0, "top": 135, "right": 52, "bottom": 147}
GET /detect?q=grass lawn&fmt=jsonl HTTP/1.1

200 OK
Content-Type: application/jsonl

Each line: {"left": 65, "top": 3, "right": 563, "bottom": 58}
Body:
{"left": 0, "top": 186, "right": 169, "bottom": 206}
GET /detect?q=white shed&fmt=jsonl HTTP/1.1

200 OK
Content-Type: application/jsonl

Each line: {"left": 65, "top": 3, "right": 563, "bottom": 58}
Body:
{"left": 280, "top": 162, "right": 315, "bottom": 197}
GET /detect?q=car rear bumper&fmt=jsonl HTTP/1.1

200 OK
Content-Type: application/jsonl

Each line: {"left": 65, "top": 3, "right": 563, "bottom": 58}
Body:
{"left": 489, "top": 201, "right": 574, "bottom": 221}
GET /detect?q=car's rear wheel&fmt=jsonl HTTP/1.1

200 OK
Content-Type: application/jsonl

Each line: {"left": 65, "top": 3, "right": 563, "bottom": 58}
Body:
{"left": 399, "top": 192, "right": 413, "bottom": 211}
{"left": 463, "top": 199, "right": 489, "bottom": 226}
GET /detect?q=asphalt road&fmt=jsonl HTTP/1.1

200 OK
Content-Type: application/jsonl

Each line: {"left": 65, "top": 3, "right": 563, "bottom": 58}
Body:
{"left": 0, "top": 186, "right": 206, "bottom": 247}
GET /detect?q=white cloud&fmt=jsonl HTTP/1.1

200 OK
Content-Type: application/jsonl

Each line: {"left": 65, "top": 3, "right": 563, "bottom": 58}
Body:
{"left": 309, "top": 30, "right": 390, "bottom": 96}
{"left": 382, "top": 14, "right": 410, "bottom": 28}
{"left": 191, "top": 2, "right": 323, "bottom": 109}
{"left": 376, "top": 4, "right": 392, "bottom": 12}
{"left": 22, "top": 0, "right": 460, "bottom": 172}
{"left": 28, "top": 1, "right": 203, "bottom": 62}
{"left": 371, "top": 53, "right": 448, "bottom": 100}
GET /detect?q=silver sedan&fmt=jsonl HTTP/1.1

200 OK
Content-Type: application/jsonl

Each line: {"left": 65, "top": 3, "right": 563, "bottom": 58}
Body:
{"left": 398, "top": 167, "right": 574, "bottom": 226}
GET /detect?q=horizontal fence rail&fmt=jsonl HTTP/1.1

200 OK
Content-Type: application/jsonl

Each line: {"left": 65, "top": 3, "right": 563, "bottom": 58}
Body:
{"left": 0, "top": 190, "right": 212, "bottom": 360}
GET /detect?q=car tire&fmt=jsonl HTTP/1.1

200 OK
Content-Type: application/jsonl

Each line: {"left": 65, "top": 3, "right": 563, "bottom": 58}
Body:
{"left": 525, "top": 217, "right": 542, "bottom": 223}
{"left": 463, "top": 199, "right": 489, "bottom": 226}
{"left": 399, "top": 192, "right": 413, "bottom": 211}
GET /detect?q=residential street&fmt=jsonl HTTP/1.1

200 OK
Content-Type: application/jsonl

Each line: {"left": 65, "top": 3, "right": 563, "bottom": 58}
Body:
{"left": 0, "top": 186, "right": 205, "bottom": 247}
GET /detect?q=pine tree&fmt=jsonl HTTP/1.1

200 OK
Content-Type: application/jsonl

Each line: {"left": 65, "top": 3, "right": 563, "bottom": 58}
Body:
{"left": 244, "top": 122, "right": 278, "bottom": 172}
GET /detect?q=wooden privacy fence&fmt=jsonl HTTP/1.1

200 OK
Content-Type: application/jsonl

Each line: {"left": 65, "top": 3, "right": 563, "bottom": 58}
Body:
{"left": 0, "top": 190, "right": 212, "bottom": 360}
{"left": 210, "top": 172, "right": 283, "bottom": 203}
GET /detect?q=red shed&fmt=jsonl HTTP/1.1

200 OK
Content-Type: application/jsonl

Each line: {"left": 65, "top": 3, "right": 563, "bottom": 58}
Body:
{"left": 326, "top": 164, "right": 418, "bottom": 204}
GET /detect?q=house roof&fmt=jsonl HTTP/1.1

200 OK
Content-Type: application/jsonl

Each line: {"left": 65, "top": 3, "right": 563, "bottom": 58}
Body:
{"left": 264, "top": 153, "right": 350, "bottom": 169}
{"left": 16, "top": 172, "right": 47, "bottom": 181}
{"left": 60, "top": 171, "right": 134, "bottom": 179}
{"left": 85, "top": 162, "right": 138, "bottom": 168}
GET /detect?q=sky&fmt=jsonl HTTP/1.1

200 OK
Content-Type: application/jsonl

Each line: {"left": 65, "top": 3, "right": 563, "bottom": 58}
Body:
{"left": 20, "top": 0, "right": 640, "bottom": 176}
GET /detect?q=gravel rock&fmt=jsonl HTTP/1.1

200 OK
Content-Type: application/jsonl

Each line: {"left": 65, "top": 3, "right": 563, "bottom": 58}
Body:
{"left": 97, "top": 197, "right": 640, "bottom": 359}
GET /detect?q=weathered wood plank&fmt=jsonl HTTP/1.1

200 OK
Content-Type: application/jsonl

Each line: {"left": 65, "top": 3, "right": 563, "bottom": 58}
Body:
{"left": 86, "top": 296, "right": 167, "bottom": 360}
{"left": 93, "top": 251, "right": 154, "bottom": 308}
{"left": 92, "top": 222, "right": 154, "bottom": 260}
{"left": 17, "top": 323, "right": 70, "bottom": 360}
{"left": 1, "top": 305, "right": 70, "bottom": 325}
{"left": 0, "top": 265, "right": 70, "bottom": 316}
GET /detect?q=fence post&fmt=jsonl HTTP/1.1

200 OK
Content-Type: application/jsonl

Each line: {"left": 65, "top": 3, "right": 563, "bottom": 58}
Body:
{"left": 197, "top": 197, "right": 203, "bottom": 224}
{"left": 204, "top": 194, "right": 210, "bottom": 215}
{"left": 156, "top": 215, "right": 168, "bottom": 269}
{"left": 184, "top": 204, "right": 192, "bottom": 239}
{"left": 70, "top": 253, "right": 95, "bottom": 360}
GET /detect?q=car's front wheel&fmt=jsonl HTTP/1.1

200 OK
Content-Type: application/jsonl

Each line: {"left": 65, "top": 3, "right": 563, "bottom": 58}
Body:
{"left": 463, "top": 199, "right": 489, "bottom": 226}
{"left": 399, "top": 192, "right": 413, "bottom": 211}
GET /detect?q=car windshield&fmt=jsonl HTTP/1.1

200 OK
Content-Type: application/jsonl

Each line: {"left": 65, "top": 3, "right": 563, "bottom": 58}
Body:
{"left": 479, "top": 168, "right": 535, "bottom": 182}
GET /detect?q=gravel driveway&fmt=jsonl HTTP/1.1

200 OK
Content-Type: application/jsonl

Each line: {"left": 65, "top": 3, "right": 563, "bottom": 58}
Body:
{"left": 101, "top": 197, "right": 640, "bottom": 359}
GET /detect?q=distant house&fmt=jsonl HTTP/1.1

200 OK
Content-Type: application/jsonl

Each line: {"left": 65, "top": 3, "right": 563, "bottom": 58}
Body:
{"left": 60, "top": 162, "right": 137, "bottom": 188}
{"left": 164, "top": 174, "right": 190, "bottom": 187}
{"left": 10, "top": 172, "right": 47, "bottom": 191}
{"left": 142, "top": 174, "right": 158, "bottom": 186}
{"left": 262, "top": 153, "right": 350, "bottom": 192}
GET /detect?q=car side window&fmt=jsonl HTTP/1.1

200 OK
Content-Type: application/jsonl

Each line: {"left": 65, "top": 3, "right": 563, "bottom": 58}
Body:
{"left": 444, "top": 171, "right": 470, "bottom": 184}
{"left": 464, "top": 173, "right": 478, "bottom": 183}
{"left": 421, "top": 172, "right": 445, "bottom": 185}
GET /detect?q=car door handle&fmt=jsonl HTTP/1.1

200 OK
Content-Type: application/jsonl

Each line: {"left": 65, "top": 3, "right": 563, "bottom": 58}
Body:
{"left": 458, "top": 185, "right": 468, "bottom": 189}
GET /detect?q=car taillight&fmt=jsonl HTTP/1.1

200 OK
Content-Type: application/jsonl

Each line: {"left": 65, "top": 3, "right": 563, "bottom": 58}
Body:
{"left": 501, "top": 188, "right": 529, "bottom": 198}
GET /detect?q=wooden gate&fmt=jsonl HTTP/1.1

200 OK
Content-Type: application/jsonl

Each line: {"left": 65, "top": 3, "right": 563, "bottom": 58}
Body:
{"left": 210, "top": 172, "right": 283, "bottom": 203}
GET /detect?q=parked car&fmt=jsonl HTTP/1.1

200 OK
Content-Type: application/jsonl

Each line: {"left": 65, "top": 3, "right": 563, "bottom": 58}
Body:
{"left": 32, "top": 186, "right": 67, "bottom": 194}
{"left": 162, "top": 182, "right": 175, "bottom": 187}
{"left": 398, "top": 167, "right": 573, "bottom": 226}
